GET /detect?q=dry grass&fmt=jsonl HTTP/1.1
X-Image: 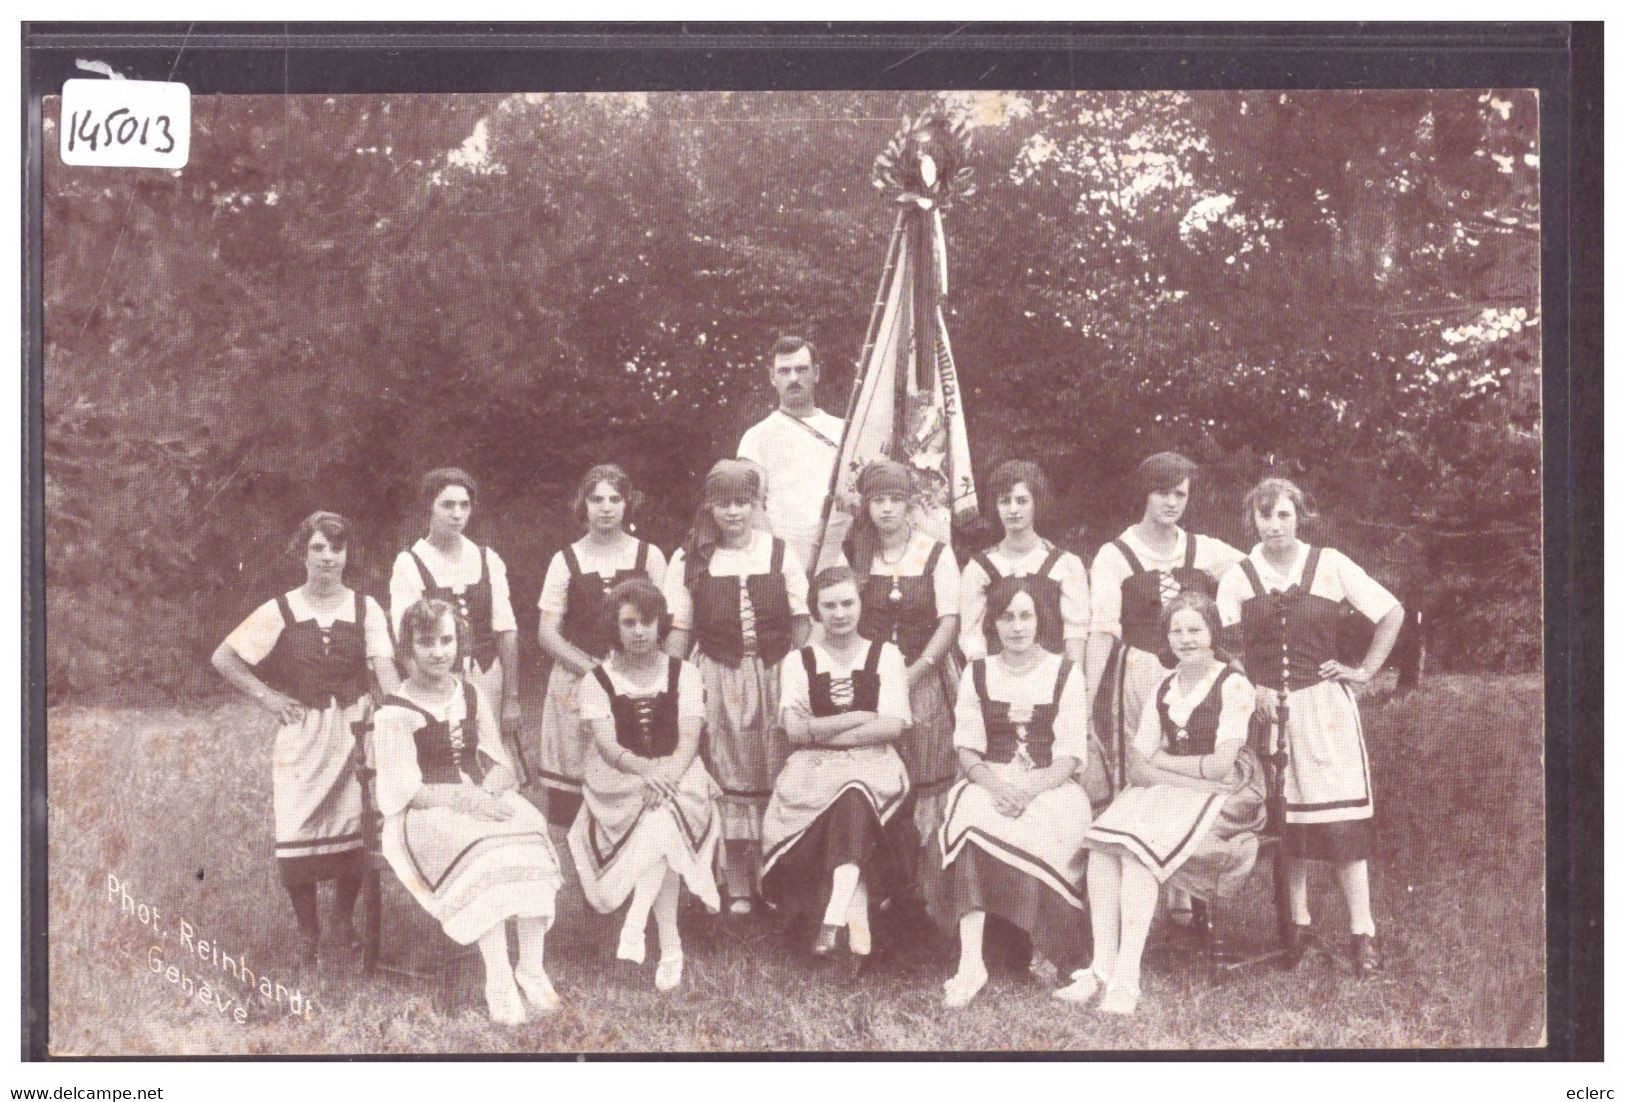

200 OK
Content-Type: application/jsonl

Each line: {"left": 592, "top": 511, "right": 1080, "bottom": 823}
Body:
{"left": 45, "top": 674, "right": 1544, "bottom": 1055}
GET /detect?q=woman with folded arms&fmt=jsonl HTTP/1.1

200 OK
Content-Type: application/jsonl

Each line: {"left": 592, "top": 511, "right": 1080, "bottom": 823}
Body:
{"left": 761, "top": 566, "right": 913, "bottom": 969}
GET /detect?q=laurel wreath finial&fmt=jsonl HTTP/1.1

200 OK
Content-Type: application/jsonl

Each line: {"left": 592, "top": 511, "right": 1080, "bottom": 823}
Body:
{"left": 872, "top": 109, "right": 975, "bottom": 208}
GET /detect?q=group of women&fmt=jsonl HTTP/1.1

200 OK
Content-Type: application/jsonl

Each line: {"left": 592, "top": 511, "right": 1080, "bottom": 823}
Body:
{"left": 212, "top": 452, "right": 1404, "bottom": 1026}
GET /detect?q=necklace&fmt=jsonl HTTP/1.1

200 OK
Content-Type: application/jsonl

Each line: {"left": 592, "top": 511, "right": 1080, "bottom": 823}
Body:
{"left": 879, "top": 529, "right": 912, "bottom": 611}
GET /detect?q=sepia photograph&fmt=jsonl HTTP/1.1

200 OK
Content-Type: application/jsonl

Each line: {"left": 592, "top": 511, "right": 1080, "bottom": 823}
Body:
{"left": 33, "top": 52, "right": 1555, "bottom": 1056}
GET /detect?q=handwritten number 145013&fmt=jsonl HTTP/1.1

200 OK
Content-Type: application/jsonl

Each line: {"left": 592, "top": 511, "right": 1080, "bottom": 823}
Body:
{"left": 67, "top": 107, "right": 177, "bottom": 156}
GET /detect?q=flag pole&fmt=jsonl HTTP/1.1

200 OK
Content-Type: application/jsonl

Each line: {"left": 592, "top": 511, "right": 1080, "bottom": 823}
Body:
{"left": 808, "top": 208, "right": 907, "bottom": 576}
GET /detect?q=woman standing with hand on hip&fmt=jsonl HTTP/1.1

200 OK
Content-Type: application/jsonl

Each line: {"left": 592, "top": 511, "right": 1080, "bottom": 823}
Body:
{"left": 664, "top": 458, "right": 811, "bottom": 914}
{"left": 1216, "top": 477, "right": 1404, "bottom": 979}
{"left": 389, "top": 467, "right": 527, "bottom": 784}
{"left": 211, "top": 511, "right": 398, "bottom": 963}
{"left": 536, "top": 464, "right": 668, "bottom": 826}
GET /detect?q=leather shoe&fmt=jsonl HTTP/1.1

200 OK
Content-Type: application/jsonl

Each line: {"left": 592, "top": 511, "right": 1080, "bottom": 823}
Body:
{"left": 1351, "top": 934, "right": 1381, "bottom": 979}
{"left": 812, "top": 923, "right": 844, "bottom": 956}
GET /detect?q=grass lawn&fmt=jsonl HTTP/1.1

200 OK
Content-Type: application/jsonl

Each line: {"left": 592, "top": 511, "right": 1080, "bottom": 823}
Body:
{"left": 44, "top": 673, "right": 1544, "bottom": 1054}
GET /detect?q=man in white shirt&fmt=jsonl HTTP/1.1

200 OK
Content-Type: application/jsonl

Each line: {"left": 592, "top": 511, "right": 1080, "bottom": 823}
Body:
{"left": 736, "top": 334, "right": 849, "bottom": 573}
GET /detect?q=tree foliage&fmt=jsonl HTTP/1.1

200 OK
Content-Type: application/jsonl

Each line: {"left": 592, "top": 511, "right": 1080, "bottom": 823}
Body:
{"left": 41, "top": 89, "right": 1540, "bottom": 699}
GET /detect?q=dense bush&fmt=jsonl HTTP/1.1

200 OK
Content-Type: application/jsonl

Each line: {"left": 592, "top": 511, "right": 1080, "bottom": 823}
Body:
{"left": 41, "top": 89, "right": 1540, "bottom": 701}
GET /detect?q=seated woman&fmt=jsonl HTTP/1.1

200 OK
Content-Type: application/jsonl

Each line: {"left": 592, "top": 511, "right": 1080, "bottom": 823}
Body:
{"left": 566, "top": 578, "right": 720, "bottom": 993}
{"left": 932, "top": 577, "right": 1094, "bottom": 1009}
{"left": 1062, "top": 591, "right": 1266, "bottom": 1014}
{"left": 761, "top": 566, "right": 913, "bottom": 967}
{"left": 372, "top": 598, "right": 564, "bottom": 1026}
{"left": 211, "top": 511, "right": 397, "bottom": 963}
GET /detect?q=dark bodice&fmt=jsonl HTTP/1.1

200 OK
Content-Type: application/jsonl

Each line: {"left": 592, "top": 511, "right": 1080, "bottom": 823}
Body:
{"left": 1156, "top": 667, "right": 1240, "bottom": 757}
{"left": 691, "top": 537, "right": 793, "bottom": 668}
{"left": 559, "top": 540, "right": 653, "bottom": 659}
{"left": 384, "top": 681, "right": 497, "bottom": 786}
{"left": 1114, "top": 534, "right": 1219, "bottom": 666}
{"left": 801, "top": 640, "right": 884, "bottom": 718}
{"left": 1236, "top": 547, "right": 1344, "bottom": 693}
{"left": 591, "top": 657, "right": 683, "bottom": 760}
{"left": 970, "top": 657, "right": 1074, "bottom": 769}
{"left": 852, "top": 538, "right": 948, "bottom": 665}
{"left": 255, "top": 590, "right": 370, "bottom": 710}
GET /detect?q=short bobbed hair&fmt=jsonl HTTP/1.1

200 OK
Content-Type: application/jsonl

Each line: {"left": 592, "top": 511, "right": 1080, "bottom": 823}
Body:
{"left": 1136, "top": 451, "right": 1198, "bottom": 500}
{"left": 601, "top": 577, "right": 666, "bottom": 643}
{"left": 287, "top": 510, "right": 353, "bottom": 561}
{"left": 986, "top": 459, "right": 1051, "bottom": 527}
{"left": 808, "top": 565, "right": 860, "bottom": 622}
{"left": 982, "top": 575, "right": 1060, "bottom": 653}
{"left": 573, "top": 464, "right": 642, "bottom": 530}
{"left": 1242, "top": 477, "right": 1317, "bottom": 539}
{"left": 419, "top": 467, "right": 479, "bottom": 516}
{"left": 398, "top": 597, "right": 468, "bottom": 666}
{"left": 771, "top": 333, "right": 818, "bottom": 365}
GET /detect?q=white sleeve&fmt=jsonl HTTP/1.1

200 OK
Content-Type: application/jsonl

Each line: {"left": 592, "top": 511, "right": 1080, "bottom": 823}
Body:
{"left": 676, "top": 660, "right": 705, "bottom": 721}
{"left": 957, "top": 557, "right": 990, "bottom": 662}
{"left": 931, "top": 544, "right": 960, "bottom": 624}
{"left": 1215, "top": 674, "right": 1253, "bottom": 749}
{"left": 663, "top": 549, "right": 695, "bottom": 631}
{"left": 780, "top": 541, "right": 809, "bottom": 617}
{"left": 486, "top": 549, "right": 517, "bottom": 634}
{"left": 1331, "top": 549, "right": 1400, "bottom": 624}
{"left": 876, "top": 643, "right": 912, "bottom": 724}
{"left": 1195, "top": 535, "right": 1247, "bottom": 580}
{"left": 221, "top": 600, "right": 284, "bottom": 667}
{"left": 1215, "top": 567, "right": 1247, "bottom": 627}
{"left": 777, "top": 649, "right": 810, "bottom": 724}
{"left": 644, "top": 544, "right": 670, "bottom": 592}
{"left": 363, "top": 597, "right": 395, "bottom": 660}
{"left": 538, "top": 552, "right": 571, "bottom": 616}
{"left": 951, "top": 666, "right": 987, "bottom": 754}
{"left": 1051, "top": 666, "right": 1091, "bottom": 763}
{"left": 1089, "top": 543, "right": 1129, "bottom": 640}
{"left": 737, "top": 426, "right": 764, "bottom": 466}
{"left": 389, "top": 552, "right": 423, "bottom": 640}
{"left": 372, "top": 707, "right": 425, "bottom": 817}
{"left": 576, "top": 669, "right": 613, "bottom": 723}
{"left": 1131, "top": 683, "right": 1166, "bottom": 759}
{"left": 1060, "top": 552, "right": 1090, "bottom": 642}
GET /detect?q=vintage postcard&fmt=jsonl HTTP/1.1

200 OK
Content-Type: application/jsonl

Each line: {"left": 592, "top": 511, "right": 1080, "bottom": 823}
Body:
{"left": 31, "top": 29, "right": 1565, "bottom": 1058}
